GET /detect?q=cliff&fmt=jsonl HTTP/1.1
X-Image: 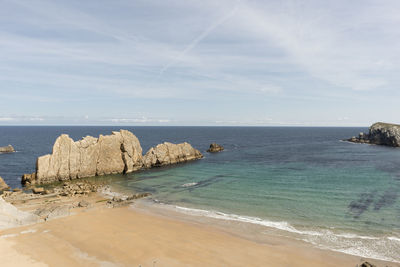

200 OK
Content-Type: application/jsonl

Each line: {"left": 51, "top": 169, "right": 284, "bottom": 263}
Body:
{"left": 22, "top": 130, "right": 203, "bottom": 185}
{"left": 346, "top": 122, "right": 400, "bottom": 147}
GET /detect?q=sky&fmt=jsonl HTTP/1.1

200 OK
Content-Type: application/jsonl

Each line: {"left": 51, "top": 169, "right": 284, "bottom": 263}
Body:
{"left": 0, "top": 0, "right": 399, "bottom": 126}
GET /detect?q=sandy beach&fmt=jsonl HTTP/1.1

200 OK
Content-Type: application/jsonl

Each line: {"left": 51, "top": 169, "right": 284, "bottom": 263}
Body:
{"left": 1, "top": 197, "right": 397, "bottom": 267}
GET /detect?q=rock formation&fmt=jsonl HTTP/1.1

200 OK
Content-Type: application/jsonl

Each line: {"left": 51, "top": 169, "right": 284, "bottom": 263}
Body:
{"left": 346, "top": 122, "right": 400, "bottom": 147}
{"left": 207, "top": 143, "right": 224, "bottom": 153}
{"left": 0, "top": 145, "right": 15, "bottom": 153}
{"left": 0, "top": 176, "right": 10, "bottom": 191}
{"left": 23, "top": 130, "right": 203, "bottom": 185}
{"left": 143, "top": 142, "right": 203, "bottom": 168}
{"left": 23, "top": 130, "right": 143, "bottom": 185}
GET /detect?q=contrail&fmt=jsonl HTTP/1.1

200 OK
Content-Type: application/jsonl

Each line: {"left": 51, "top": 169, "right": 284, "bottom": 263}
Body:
{"left": 158, "top": 4, "right": 240, "bottom": 76}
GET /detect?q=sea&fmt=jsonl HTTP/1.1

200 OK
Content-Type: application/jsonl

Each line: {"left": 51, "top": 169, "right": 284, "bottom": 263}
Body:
{"left": 1, "top": 126, "right": 399, "bottom": 262}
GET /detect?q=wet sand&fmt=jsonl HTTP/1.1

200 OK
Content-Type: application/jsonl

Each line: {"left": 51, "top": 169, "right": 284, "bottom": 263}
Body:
{"left": 1, "top": 202, "right": 396, "bottom": 267}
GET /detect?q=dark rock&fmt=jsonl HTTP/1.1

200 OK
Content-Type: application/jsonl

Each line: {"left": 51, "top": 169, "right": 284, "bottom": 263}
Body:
{"left": 12, "top": 188, "right": 22, "bottom": 192}
{"left": 127, "top": 192, "right": 151, "bottom": 200}
{"left": 112, "top": 196, "right": 124, "bottom": 202}
{"left": 21, "top": 173, "right": 37, "bottom": 185}
{"left": 346, "top": 122, "right": 400, "bottom": 147}
{"left": 207, "top": 143, "right": 224, "bottom": 153}
{"left": 360, "top": 261, "right": 376, "bottom": 267}
{"left": 0, "top": 145, "right": 15, "bottom": 153}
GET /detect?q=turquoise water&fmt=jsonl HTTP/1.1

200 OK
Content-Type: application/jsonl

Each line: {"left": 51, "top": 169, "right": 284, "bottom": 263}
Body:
{"left": 114, "top": 160, "right": 400, "bottom": 262}
{"left": 114, "top": 128, "right": 400, "bottom": 262}
{"left": 1, "top": 126, "right": 400, "bottom": 261}
{"left": 122, "top": 163, "right": 399, "bottom": 234}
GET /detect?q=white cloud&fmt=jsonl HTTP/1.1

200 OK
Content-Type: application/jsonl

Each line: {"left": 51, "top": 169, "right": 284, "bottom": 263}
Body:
{"left": 29, "top": 117, "right": 44, "bottom": 121}
{"left": 1, "top": 0, "right": 400, "bottom": 126}
{"left": 159, "top": 3, "right": 240, "bottom": 75}
{"left": 0, "top": 116, "right": 45, "bottom": 122}
{"left": 0, "top": 117, "right": 15, "bottom": 121}
{"left": 109, "top": 117, "right": 170, "bottom": 124}
{"left": 337, "top": 117, "right": 350, "bottom": 121}
{"left": 230, "top": 1, "right": 400, "bottom": 91}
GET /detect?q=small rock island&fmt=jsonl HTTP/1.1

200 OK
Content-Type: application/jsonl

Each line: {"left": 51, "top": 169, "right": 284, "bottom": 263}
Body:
{"left": 207, "top": 143, "right": 224, "bottom": 153}
{"left": 0, "top": 145, "right": 15, "bottom": 153}
{"left": 346, "top": 122, "right": 400, "bottom": 147}
{"left": 22, "top": 130, "right": 203, "bottom": 185}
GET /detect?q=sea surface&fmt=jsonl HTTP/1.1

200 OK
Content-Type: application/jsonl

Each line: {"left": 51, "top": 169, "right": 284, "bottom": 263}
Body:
{"left": 1, "top": 126, "right": 400, "bottom": 262}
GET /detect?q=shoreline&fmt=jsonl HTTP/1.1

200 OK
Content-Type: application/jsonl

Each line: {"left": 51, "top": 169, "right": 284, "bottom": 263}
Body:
{"left": 130, "top": 199, "right": 400, "bottom": 265}
{"left": 1, "top": 189, "right": 399, "bottom": 267}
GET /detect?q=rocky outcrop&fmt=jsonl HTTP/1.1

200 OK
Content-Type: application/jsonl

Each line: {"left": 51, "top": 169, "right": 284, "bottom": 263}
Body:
{"left": 0, "top": 176, "right": 10, "bottom": 191}
{"left": 25, "top": 130, "right": 143, "bottom": 185}
{"left": 21, "top": 173, "right": 36, "bottom": 185}
{"left": 346, "top": 122, "right": 400, "bottom": 147}
{"left": 0, "top": 145, "right": 15, "bottom": 153}
{"left": 23, "top": 130, "right": 203, "bottom": 185}
{"left": 0, "top": 197, "right": 40, "bottom": 229}
{"left": 143, "top": 142, "right": 203, "bottom": 168}
{"left": 207, "top": 143, "right": 224, "bottom": 153}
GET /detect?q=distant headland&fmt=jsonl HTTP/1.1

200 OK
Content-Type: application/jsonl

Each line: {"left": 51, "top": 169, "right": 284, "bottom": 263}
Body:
{"left": 346, "top": 122, "right": 400, "bottom": 147}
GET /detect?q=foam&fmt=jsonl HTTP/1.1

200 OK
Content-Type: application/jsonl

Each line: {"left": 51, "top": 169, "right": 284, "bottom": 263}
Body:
{"left": 181, "top": 182, "right": 198, "bottom": 187}
{"left": 174, "top": 205, "right": 321, "bottom": 236}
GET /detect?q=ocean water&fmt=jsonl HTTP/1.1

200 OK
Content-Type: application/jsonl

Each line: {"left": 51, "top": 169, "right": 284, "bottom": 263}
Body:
{"left": 1, "top": 126, "right": 400, "bottom": 262}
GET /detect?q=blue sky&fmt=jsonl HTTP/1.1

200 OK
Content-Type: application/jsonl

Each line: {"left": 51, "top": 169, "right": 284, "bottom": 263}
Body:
{"left": 0, "top": 0, "right": 399, "bottom": 126}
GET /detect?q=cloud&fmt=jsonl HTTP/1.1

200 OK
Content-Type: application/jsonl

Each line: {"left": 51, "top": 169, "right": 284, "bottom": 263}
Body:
{"left": 0, "top": 117, "right": 15, "bottom": 121}
{"left": 0, "top": 116, "right": 44, "bottom": 122}
{"left": 231, "top": 1, "right": 400, "bottom": 91}
{"left": 1, "top": 0, "right": 400, "bottom": 126}
{"left": 108, "top": 117, "right": 171, "bottom": 124}
{"left": 159, "top": 2, "right": 240, "bottom": 75}
{"left": 337, "top": 117, "right": 350, "bottom": 121}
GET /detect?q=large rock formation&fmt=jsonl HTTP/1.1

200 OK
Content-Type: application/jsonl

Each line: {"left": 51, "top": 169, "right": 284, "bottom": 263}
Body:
{"left": 143, "top": 142, "right": 203, "bottom": 168}
{"left": 0, "top": 145, "right": 15, "bottom": 153}
{"left": 23, "top": 130, "right": 203, "bottom": 185}
{"left": 0, "top": 176, "right": 10, "bottom": 191}
{"left": 24, "top": 130, "right": 143, "bottom": 185}
{"left": 346, "top": 122, "right": 400, "bottom": 147}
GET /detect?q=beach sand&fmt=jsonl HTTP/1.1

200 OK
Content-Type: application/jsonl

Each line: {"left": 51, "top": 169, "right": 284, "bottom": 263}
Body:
{"left": 1, "top": 201, "right": 396, "bottom": 267}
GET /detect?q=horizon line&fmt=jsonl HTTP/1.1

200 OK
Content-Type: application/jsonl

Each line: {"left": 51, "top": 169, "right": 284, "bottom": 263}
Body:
{"left": 0, "top": 124, "right": 370, "bottom": 127}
